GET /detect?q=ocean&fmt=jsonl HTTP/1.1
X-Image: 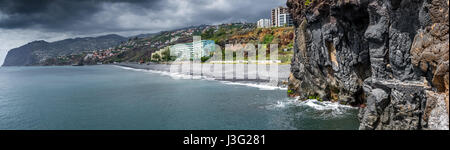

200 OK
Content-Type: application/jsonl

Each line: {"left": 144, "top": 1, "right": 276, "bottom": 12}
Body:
{"left": 0, "top": 65, "right": 359, "bottom": 130}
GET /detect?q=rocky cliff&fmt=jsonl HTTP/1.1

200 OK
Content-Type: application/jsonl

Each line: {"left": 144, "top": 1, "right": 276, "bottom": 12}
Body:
{"left": 287, "top": 0, "right": 448, "bottom": 130}
{"left": 2, "top": 34, "right": 127, "bottom": 66}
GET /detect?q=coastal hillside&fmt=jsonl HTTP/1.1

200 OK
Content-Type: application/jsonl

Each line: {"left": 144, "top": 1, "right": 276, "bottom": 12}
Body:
{"left": 287, "top": 0, "right": 449, "bottom": 130}
{"left": 101, "top": 24, "right": 226, "bottom": 63}
{"left": 103, "top": 23, "right": 294, "bottom": 64}
{"left": 2, "top": 34, "right": 127, "bottom": 66}
{"left": 3, "top": 23, "right": 294, "bottom": 66}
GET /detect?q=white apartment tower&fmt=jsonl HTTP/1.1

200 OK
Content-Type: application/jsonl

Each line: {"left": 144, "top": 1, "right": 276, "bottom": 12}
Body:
{"left": 278, "top": 13, "right": 294, "bottom": 27}
{"left": 271, "top": 6, "right": 288, "bottom": 27}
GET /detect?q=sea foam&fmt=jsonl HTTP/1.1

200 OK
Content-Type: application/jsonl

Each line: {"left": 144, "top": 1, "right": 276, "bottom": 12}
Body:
{"left": 219, "top": 81, "right": 287, "bottom": 90}
{"left": 115, "top": 65, "right": 285, "bottom": 90}
{"left": 267, "top": 98, "right": 357, "bottom": 118}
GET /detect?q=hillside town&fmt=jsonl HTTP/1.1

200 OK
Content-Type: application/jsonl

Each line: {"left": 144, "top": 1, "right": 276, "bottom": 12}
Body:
{"left": 257, "top": 6, "right": 293, "bottom": 28}
{"left": 152, "top": 6, "right": 295, "bottom": 63}
{"left": 34, "top": 6, "right": 296, "bottom": 66}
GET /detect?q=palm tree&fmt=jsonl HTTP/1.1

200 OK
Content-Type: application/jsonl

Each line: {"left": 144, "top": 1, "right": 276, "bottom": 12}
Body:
{"left": 152, "top": 53, "right": 161, "bottom": 62}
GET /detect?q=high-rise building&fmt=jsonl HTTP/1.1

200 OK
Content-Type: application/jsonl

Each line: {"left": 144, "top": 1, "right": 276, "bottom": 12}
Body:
{"left": 278, "top": 14, "right": 294, "bottom": 27}
{"left": 271, "top": 6, "right": 288, "bottom": 27}
{"left": 257, "top": 19, "right": 271, "bottom": 28}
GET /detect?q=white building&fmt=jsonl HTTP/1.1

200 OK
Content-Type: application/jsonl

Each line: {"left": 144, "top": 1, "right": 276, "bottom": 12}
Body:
{"left": 193, "top": 40, "right": 215, "bottom": 59}
{"left": 271, "top": 6, "right": 288, "bottom": 27}
{"left": 278, "top": 13, "right": 293, "bottom": 27}
{"left": 271, "top": 6, "right": 293, "bottom": 27}
{"left": 257, "top": 19, "right": 271, "bottom": 28}
{"left": 170, "top": 43, "right": 193, "bottom": 60}
{"left": 170, "top": 40, "right": 215, "bottom": 60}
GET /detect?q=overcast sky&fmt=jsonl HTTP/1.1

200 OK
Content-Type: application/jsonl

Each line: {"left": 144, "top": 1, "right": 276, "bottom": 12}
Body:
{"left": 0, "top": 0, "right": 286, "bottom": 66}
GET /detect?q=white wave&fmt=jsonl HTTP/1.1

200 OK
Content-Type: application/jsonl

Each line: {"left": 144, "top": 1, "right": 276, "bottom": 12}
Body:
{"left": 114, "top": 66, "right": 147, "bottom": 72}
{"left": 301, "top": 99, "right": 354, "bottom": 111}
{"left": 114, "top": 65, "right": 215, "bottom": 80}
{"left": 267, "top": 98, "right": 357, "bottom": 118}
{"left": 268, "top": 98, "right": 298, "bottom": 108}
{"left": 150, "top": 70, "right": 216, "bottom": 81}
{"left": 220, "top": 81, "right": 287, "bottom": 90}
{"left": 115, "top": 65, "right": 286, "bottom": 90}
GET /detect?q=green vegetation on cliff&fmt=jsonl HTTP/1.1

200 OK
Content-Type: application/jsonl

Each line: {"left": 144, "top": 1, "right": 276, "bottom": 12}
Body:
{"left": 104, "top": 23, "right": 294, "bottom": 64}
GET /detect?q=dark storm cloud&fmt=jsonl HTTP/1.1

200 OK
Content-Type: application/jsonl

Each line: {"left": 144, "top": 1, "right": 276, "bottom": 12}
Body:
{"left": 0, "top": 0, "right": 285, "bottom": 33}
{"left": 0, "top": 0, "right": 163, "bottom": 30}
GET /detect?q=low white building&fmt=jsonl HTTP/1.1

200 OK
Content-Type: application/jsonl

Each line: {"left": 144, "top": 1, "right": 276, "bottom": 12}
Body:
{"left": 257, "top": 19, "right": 271, "bottom": 28}
{"left": 170, "top": 40, "right": 215, "bottom": 60}
{"left": 193, "top": 40, "right": 215, "bottom": 59}
{"left": 170, "top": 43, "right": 193, "bottom": 60}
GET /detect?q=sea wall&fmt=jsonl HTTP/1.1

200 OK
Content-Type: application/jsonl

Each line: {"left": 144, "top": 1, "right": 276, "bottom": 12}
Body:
{"left": 286, "top": 0, "right": 448, "bottom": 130}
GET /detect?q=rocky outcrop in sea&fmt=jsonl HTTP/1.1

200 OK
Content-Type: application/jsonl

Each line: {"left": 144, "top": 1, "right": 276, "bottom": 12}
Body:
{"left": 286, "top": 0, "right": 448, "bottom": 130}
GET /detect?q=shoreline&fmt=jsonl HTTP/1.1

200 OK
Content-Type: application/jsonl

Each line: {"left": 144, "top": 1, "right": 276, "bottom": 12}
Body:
{"left": 1, "top": 63, "right": 291, "bottom": 90}
{"left": 115, "top": 62, "right": 290, "bottom": 89}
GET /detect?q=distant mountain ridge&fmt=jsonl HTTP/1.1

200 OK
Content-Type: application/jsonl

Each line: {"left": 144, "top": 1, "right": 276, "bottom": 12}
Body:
{"left": 132, "top": 33, "right": 159, "bottom": 39}
{"left": 2, "top": 34, "right": 127, "bottom": 66}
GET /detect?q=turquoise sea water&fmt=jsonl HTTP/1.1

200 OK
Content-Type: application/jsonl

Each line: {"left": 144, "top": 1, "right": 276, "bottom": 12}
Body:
{"left": 0, "top": 65, "right": 359, "bottom": 130}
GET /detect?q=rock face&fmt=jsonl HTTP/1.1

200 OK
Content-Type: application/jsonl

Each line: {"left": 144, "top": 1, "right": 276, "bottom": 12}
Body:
{"left": 287, "top": 0, "right": 448, "bottom": 130}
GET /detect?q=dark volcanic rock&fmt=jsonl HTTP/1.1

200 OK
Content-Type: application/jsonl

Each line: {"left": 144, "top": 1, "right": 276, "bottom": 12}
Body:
{"left": 3, "top": 34, "right": 127, "bottom": 66}
{"left": 287, "top": 0, "right": 448, "bottom": 130}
